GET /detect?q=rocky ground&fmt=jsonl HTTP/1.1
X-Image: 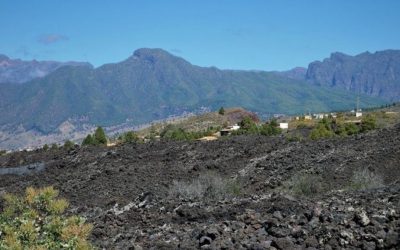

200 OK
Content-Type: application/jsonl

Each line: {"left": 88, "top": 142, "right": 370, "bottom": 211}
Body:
{"left": 0, "top": 124, "right": 399, "bottom": 249}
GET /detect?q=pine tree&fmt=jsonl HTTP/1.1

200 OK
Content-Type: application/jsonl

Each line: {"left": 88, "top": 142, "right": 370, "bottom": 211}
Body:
{"left": 218, "top": 107, "right": 225, "bottom": 115}
{"left": 82, "top": 134, "right": 95, "bottom": 146}
{"left": 94, "top": 126, "right": 107, "bottom": 145}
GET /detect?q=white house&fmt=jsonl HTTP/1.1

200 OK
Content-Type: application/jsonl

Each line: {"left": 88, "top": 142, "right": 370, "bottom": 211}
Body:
{"left": 314, "top": 113, "right": 325, "bottom": 119}
{"left": 279, "top": 123, "right": 289, "bottom": 129}
{"left": 231, "top": 124, "right": 240, "bottom": 130}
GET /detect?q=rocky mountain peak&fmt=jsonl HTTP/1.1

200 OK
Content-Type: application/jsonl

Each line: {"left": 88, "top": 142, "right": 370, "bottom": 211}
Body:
{"left": 306, "top": 49, "right": 400, "bottom": 101}
{"left": 131, "top": 48, "right": 175, "bottom": 61}
{"left": 326, "top": 52, "right": 351, "bottom": 63}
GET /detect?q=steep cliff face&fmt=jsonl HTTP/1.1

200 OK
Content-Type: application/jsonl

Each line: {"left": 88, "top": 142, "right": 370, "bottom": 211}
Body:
{"left": 305, "top": 50, "right": 400, "bottom": 101}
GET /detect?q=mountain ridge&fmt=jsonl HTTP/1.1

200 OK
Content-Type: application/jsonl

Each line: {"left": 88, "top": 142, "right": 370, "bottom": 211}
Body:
{"left": 0, "top": 55, "right": 92, "bottom": 84}
{"left": 304, "top": 49, "right": 400, "bottom": 101}
{"left": 0, "top": 48, "right": 387, "bottom": 135}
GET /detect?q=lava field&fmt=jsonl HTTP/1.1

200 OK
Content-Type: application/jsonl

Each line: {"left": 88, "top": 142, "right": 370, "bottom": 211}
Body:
{"left": 0, "top": 124, "right": 399, "bottom": 249}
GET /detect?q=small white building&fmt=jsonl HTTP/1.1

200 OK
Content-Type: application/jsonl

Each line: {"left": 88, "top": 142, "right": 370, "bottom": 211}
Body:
{"left": 304, "top": 115, "right": 312, "bottom": 120}
{"left": 231, "top": 124, "right": 240, "bottom": 130}
{"left": 355, "top": 112, "right": 362, "bottom": 117}
{"left": 314, "top": 114, "right": 324, "bottom": 119}
{"left": 279, "top": 123, "right": 289, "bottom": 129}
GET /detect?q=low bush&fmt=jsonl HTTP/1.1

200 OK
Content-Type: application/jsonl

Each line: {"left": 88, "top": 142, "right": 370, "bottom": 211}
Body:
{"left": 233, "top": 118, "right": 282, "bottom": 136}
{"left": 360, "top": 114, "right": 377, "bottom": 132}
{"left": 284, "top": 174, "right": 325, "bottom": 197}
{"left": 309, "top": 114, "right": 379, "bottom": 140}
{"left": 309, "top": 123, "right": 334, "bottom": 140}
{"left": 259, "top": 119, "right": 282, "bottom": 136}
{"left": 63, "top": 140, "right": 75, "bottom": 150}
{"left": 296, "top": 122, "right": 308, "bottom": 129}
{"left": 348, "top": 168, "right": 384, "bottom": 190}
{"left": 285, "top": 133, "right": 303, "bottom": 142}
{"left": 160, "top": 125, "right": 217, "bottom": 141}
{"left": 235, "top": 117, "right": 259, "bottom": 135}
{"left": 119, "top": 131, "right": 140, "bottom": 143}
{"left": 0, "top": 186, "right": 94, "bottom": 249}
{"left": 169, "top": 173, "right": 241, "bottom": 201}
{"left": 336, "top": 122, "right": 360, "bottom": 136}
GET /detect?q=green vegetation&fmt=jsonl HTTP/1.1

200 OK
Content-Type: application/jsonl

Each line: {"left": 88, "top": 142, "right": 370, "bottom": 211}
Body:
{"left": 82, "top": 127, "right": 108, "bottom": 146}
{"left": 42, "top": 144, "right": 49, "bottom": 151}
{"left": 82, "top": 134, "right": 95, "bottom": 146}
{"left": 0, "top": 187, "right": 94, "bottom": 249}
{"left": 145, "top": 125, "right": 158, "bottom": 140}
{"left": 94, "top": 127, "right": 107, "bottom": 145}
{"left": 360, "top": 114, "right": 377, "bottom": 132}
{"left": 309, "top": 118, "right": 335, "bottom": 140}
{"left": 233, "top": 117, "right": 282, "bottom": 136}
{"left": 336, "top": 122, "right": 359, "bottom": 136}
{"left": 118, "top": 131, "right": 140, "bottom": 143}
{"left": 0, "top": 150, "right": 7, "bottom": 156}
{"left": 309, "top": 115, "right": 377, "bottom": 140}
{"left": 160, "top": 124, "right": 218, "bottom": 141}
{"left": 296, "top": 122, "right": 310, "bottom": 129}
{"left": 367, "top": 102, "right": 399, "bottom": 111}
{"left": 236, "top": 117, "right": 259, "bottom": 134}
{"left": 50, "top": 143, "right": 59, "bottom": 150}
{"left": 63, "top": 140, "right": 75, "bottom": 150}
{"left": 218, "top": 107, "right": 225, "bottom": 115}
{"left": 285, "top": 133, "right": 304, "bottom": 142}
{"left": 260, "top": 119, "right": 282, "bottom": 136}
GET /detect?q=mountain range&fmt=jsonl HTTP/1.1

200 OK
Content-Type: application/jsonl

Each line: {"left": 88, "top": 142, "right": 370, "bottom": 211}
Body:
{"left": 276, "top": 50, "right": 400, "bottom": 102}
{"left": 305, "top": 50, "right": 400, "bottom": 101}
{"left": 0, "top": 54, "right": 91, "bottom": 84}
{"left": 0, "top": 48, "right": 390, "bottom": 136}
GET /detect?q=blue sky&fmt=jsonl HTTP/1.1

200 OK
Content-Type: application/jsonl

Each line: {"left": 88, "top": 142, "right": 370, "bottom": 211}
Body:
{"left": 0, "top": 0, "right": 399, "bottom": 70}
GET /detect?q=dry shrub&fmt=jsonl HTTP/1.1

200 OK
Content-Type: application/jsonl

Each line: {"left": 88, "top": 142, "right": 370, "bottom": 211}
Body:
{"left": 169, "top": 172, "right": 240, "bottom": 201}
{"left": 349, "top": 168, "right": 384, "bottom": 190}
{"left": 284, "top": 174, "right": 325, "bottom": 197}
